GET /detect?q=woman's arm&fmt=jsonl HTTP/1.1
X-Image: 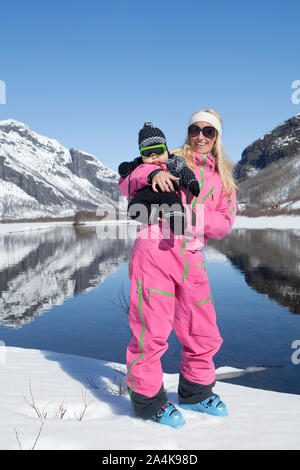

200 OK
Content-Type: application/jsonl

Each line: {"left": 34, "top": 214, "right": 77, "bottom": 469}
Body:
{"left": 204, "top": 188, "right": 237, "bottom": 239}
{"left": 118, "top": 165, "right": 180, "bottom": 200}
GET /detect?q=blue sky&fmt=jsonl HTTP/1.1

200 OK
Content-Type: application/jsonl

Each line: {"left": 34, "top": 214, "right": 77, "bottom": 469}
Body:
{"left": 0, "top": 0, "right": 299, "bottom": 172}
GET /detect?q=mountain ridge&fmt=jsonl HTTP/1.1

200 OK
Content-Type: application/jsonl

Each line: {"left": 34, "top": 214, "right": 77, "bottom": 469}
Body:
{"left": 0, "top": 119, "right": 125, "bottom": 220}
{"left": 234, "top": 113, "right": 300, "bottom": 214}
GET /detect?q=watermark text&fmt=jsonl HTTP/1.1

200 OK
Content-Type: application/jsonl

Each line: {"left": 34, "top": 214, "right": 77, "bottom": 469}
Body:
{"left": 0, "top": 80, "right": 6, "bottom": 104}
{"left": 95, "top": 198, "right": 205, "bottom": 244}
{"left": 291, "top": 80, "right": 300, "bottom": 104}
{"left": 291, "top": 340, "right": 300, "bottom": 365}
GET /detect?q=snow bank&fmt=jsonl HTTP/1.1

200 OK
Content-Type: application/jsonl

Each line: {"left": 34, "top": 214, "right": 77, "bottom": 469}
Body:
{"left": 1, "top": 214, "right": 300, "bottom": 235}
{"left": 0, "top": 220, "right": 135, "bottom": 235}
{"left": 0, "top": 347, "right": 299, "bottom": 450}
{"left": 233, "top": 215, "right": 300, "bottom": 230}
{"left": 0, "top": 221, "right": 74, "bottom": 234}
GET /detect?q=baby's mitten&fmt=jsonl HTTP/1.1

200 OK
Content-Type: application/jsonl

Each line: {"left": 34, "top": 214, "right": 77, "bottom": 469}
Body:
{"left": 118, "top": 161, "right": 134, "bottom": 178}
{"left": 188, "top": 180, "right": 200, "bottom": 197}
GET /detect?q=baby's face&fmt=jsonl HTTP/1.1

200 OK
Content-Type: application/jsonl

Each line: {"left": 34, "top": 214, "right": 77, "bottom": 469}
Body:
{"left": 142, "top": 152, "right": 168, "bottom": 165}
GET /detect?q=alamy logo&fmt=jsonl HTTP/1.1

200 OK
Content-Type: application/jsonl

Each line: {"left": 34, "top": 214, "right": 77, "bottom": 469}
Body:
{"left": 291, "top": 340, "right": 300, "bottom": 365}
{"left": 291, "top": 80, "right": 300, "bottom": 104}
{"left": 0, "top": 80, "right": 6, "bottom": 104}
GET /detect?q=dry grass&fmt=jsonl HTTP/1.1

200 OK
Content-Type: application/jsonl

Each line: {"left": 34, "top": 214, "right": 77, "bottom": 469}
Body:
{"left": 23, "top": 380, "right": 50, "bottom": 419}
{"left": 23, "top": 380, "right": 92, "bottom": 421}
{"left": 105, "top": 375, "right": 128, "bottom": 396}
{"left": 14, "top": 422, "right": 44, "bottom": 450}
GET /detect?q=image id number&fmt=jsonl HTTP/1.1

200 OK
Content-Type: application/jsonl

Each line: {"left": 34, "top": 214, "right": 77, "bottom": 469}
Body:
{"left": 146, "top": 454, "right": 197, "bottom": 465}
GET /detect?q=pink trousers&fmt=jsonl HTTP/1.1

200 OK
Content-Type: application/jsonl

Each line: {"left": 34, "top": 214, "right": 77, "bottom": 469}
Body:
{"left": 126, "top": 236, "right": 222, "bottom": 400}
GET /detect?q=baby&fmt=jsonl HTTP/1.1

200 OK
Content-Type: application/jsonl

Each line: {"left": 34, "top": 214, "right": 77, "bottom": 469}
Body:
{"left": 118, "top": 122, "right": 200, "bottom": 235}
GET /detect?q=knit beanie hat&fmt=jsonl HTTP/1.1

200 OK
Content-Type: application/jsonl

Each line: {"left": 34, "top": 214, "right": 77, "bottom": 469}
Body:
{"left": 138, "top": 122, "right": 167, "bottom": 149}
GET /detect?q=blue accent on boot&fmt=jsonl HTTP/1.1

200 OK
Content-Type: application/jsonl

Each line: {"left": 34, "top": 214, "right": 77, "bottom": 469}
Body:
{"left": 150, "top": 402, "right": 186, "bottom": 429}
{"left": 180, "top": 394, "right": 228, "bottom": 417}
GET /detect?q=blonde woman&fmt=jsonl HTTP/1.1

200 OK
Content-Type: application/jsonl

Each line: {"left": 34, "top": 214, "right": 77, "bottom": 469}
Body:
{"left": 118, "top": 109, "right": 237, "bottom": 429}
{"left": 155, "top": 109, "right": 236, "bottom": 199}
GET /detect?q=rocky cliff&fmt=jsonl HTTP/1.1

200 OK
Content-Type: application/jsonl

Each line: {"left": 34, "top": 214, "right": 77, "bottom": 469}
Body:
{"left": 234, "top": 113, "right": 300, "bottom": 213}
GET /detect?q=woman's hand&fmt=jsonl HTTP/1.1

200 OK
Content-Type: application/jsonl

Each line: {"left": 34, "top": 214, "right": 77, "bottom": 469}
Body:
{"left": 151, "top": 171, "right": 180, "bottom": 193}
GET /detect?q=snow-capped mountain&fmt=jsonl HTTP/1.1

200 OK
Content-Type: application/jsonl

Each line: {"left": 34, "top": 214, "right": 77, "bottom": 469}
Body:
{"left": 0, "top": 119, "right": 126, "bottom": 220}
{"left": 234, "top": 113, "right": 300, "bottom": 213}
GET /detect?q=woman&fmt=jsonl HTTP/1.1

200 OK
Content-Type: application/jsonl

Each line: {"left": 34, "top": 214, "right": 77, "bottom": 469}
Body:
{"left": 118, "top": 109, "right": 237, "bottom": 429}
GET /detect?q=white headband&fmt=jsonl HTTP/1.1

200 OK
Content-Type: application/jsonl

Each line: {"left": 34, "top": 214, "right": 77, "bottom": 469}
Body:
{"left": 188, "top": 111, "right": 222, "bottom": 136}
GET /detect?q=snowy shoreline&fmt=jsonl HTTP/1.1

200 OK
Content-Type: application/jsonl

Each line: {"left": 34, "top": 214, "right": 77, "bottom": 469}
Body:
{"left": 1, "top": 215, "right": 300, "bottom": 235}
{"left": 0, "top": 346, "right": 299, "bottom": 450}
{"left": 233, "top": 215, "right": 300, "bottom": 230}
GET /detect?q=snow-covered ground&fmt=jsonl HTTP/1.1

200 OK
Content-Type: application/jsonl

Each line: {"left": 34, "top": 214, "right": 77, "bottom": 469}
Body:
{"left": 0, "top": 221, "right": 74, "bottom": 234}
{"left": 233, "top": 215, "right": 300, "bottom": 230}
{"left": 0, "top": 347, "right": 299, "bottom": 450}
{"left": 1, "top": 214, "right": 300, "bottom": 235}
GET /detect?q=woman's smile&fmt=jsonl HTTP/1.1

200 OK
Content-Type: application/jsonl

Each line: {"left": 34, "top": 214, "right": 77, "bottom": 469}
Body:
{"left": 195, "top": 141, "right": 208, "bottom": 148}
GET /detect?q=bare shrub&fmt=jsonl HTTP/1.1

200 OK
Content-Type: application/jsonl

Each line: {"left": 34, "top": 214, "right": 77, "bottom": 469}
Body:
{"left": 105, "top": 375, "right": 128, "bottom": 396}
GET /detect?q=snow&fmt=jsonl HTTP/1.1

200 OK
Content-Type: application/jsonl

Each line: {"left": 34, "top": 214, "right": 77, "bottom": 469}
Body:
{"left": 1, "top": 214, "right": 300, "bottom": 236}
{"left": 0, "top": 346, "right": 299, "bottom": 450}
{"left": 0, "top": 221, "right": 74, "bottom": 234}
{"left": 272, "top": 135, "right": 298, "bottom": 148}
{"left": 0, "top": 119, "right": 124, "bottom": 220}
{"left": 279, "top": 200, "right": 300, "bottom": 210}
{"left": 233, "top": 215, "right": 300, "bottom": 230}
{"left": 0, "top": 218, "right": 299, "bottom": 449}
{"left": 246, "top": 167, "right": 259, "bottom": 177}
{"left": 203, "top": 246, "right": 229, "bottom": 263}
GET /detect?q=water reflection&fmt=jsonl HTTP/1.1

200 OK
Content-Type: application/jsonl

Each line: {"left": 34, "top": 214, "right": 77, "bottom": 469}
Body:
{"left": 1, "top": 224, "right": 300, "bottom": 394}
{"left": 0, "top": 225, "right": 135, "bottom": 328}
{"left": 210, "top": 229, "right": 300, "bottom": 315}
{"left": 1, "top": 226, "right": 300, "bottom": 331}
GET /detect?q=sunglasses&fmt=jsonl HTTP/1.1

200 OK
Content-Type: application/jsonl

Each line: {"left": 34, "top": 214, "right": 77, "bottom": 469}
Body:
{"left": 188, "top": 124, "right": 216, "bottom": 139}
{"left": 140, "top": 144, "right": 167, "bottom": 159}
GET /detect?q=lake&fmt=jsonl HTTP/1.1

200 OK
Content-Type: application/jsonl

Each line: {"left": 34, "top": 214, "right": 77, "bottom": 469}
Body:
{"left": 0, "top": 223, "right": 299, "bottom": 395}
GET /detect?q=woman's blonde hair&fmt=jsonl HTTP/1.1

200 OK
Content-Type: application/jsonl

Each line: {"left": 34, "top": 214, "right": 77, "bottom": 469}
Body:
{"left": 172, "top": 109, "right": 237, "bottom": 196}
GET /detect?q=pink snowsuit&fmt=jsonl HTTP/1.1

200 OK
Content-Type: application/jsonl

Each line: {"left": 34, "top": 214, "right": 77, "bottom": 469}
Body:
{"left": 118, "top": 152, "right": 236, "bottom": 419}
